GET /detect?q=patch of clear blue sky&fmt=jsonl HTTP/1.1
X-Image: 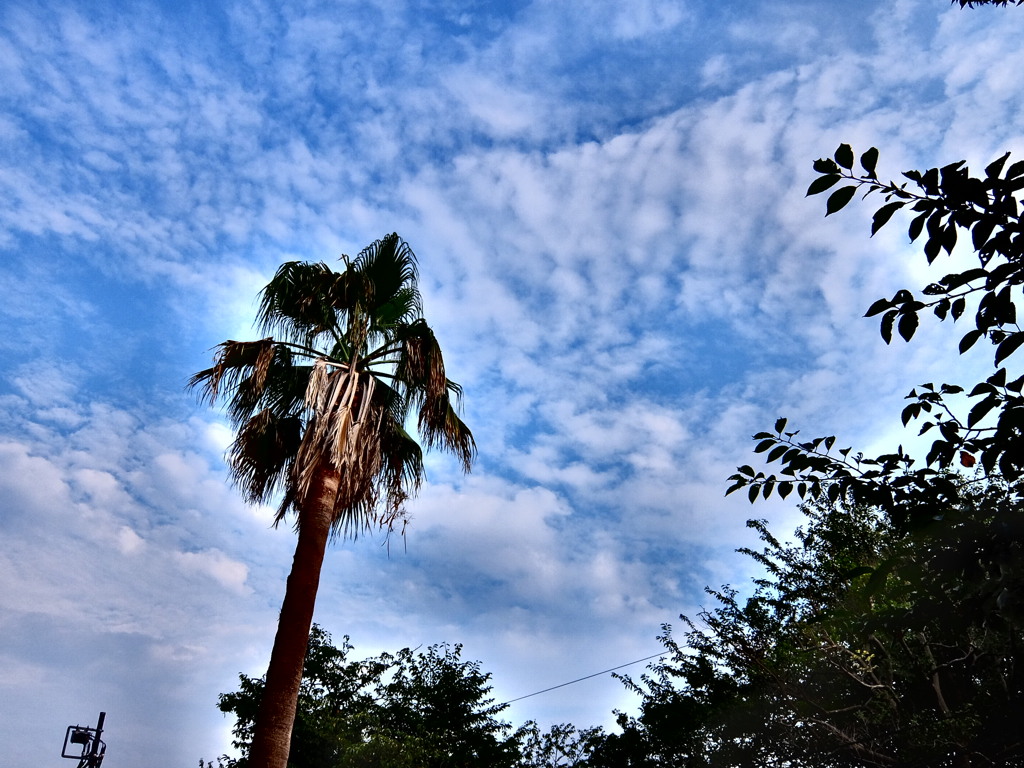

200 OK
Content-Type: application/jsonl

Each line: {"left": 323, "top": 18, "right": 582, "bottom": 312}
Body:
{"left": 0, "top": 237, "right": 184, "bottom": 402}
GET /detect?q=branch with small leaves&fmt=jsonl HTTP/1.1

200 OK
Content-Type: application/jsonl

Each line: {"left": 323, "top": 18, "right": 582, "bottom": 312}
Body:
{"left": 726, "top": 418, "right": 931, "bottom": 526}
{"left": 809, "top": 144, "right": 1024, "bottom": 363}
{"left": 729, "top": 144, "right": 1024, "bottom": 530}
{"left": 953, "top": 0, "right": 1024, "bottom": 6}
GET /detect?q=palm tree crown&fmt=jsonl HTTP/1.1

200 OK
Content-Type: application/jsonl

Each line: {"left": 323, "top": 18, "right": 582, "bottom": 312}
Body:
{"left": 190, "top": 232, "right": 476, "bottom": 536}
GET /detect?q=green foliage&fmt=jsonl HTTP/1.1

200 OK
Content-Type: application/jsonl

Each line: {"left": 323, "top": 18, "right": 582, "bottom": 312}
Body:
{"left": 367, "top": 644, "right": 520, "bottom": 768}
{"left": 596, "top": 492, "right": 1024, "bottom": 766}
{"left": 517, "top": 722, "right": 604, "bottom": 768}
{"left": 218, "top": 626, "right": 520, "bottom": 768}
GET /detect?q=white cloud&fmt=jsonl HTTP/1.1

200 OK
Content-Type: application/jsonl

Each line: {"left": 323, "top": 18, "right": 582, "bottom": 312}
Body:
{"left": 175, "top": 549, "right": 251, "bottom": 594}
{"left": 4, "top": 0, "right": 1024, "bottom": 763}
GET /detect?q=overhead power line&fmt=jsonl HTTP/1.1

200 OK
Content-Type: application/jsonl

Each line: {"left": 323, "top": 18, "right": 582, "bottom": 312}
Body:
{"left": 501, "top": 651, "right": 667, "bottom": 705}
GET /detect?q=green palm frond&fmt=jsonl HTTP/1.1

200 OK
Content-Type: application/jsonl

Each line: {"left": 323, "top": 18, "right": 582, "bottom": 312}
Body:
{"left": 369, "top": 376, "right": 411, "bottom": 429}
{"left": 370, "top": 285, "right": 422, "bottom": 339}
{"left": 257, "top": 261, "right": 342, "bottom": 346}
{"left": 229, "top": 409, "right": 302, "bottom": 505}
{"left": 350, "top": 233, "right": 421, "bottom": 317}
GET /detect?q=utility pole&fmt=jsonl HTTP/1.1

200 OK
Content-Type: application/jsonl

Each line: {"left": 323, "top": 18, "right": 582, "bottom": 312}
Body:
{"left": 61, "top": 711, "right": 107, "bottom": 768}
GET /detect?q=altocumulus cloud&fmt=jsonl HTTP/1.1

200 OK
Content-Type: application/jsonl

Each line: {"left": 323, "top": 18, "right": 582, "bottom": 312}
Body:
{"left": 2, "top": 1, "right": 1024, "bottom": 765}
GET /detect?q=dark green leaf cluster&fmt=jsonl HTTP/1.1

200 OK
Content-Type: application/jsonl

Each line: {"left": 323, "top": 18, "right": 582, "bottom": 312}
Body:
{"left": 713, "top": 108, "right": 1024, "bottom": 765}
{"left": 808, "top": 145, "right": 1024, "bottom": 355}
{"left": 517, "top": 722, "right": 604, "bottom": 768}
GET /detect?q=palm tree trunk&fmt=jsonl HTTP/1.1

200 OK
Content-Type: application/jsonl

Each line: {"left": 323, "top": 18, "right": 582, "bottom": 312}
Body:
{"left": 248, "top": 467, "right": 340, "bottom": 768}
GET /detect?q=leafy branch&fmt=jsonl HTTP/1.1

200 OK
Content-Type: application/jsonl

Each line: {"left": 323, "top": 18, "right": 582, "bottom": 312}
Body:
{"left": 726, "top": 145, "right": 1024, "bottom": 529}
{"left": 809, "top": 144, "right": 1024, "bottom": 361}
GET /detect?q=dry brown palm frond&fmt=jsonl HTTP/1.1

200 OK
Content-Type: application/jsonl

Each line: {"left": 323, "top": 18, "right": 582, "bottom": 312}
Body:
{"left": 248, "top": 339, "right": 279, "bottom": 400}
{"left": 417, "top": 391, "right": 476, "bottom": 472}
{"left": 395, "top": 322, "right": 448, "bottom": 402}
{"left": 290, "top": 364, "right": 395, "bottom": 535}
{"left": 187, "top": 338, "right": 277, "bottom": 405}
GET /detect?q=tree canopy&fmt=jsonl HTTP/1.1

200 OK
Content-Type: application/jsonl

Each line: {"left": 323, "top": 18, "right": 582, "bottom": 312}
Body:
{"left": 592, "top": 488, "right": 1024, "bottom": 766}
{"left": 216, "top": 626, "right": 521, "bottom": 768}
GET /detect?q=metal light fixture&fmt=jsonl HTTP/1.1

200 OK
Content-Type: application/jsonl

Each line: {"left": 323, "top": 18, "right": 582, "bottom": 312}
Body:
{"left": 61, "top": 712, "right": 107, "bottom": 768}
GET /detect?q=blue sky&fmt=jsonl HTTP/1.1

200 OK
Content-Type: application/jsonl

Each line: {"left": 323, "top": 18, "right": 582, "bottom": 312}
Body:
{"left": 2, "top": 0, "right": 1022, "bottom": 765}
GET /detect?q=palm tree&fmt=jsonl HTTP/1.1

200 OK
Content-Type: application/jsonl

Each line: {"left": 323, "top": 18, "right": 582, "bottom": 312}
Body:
{"left": 190, "top": 234, "right": 475, "bottom": 768}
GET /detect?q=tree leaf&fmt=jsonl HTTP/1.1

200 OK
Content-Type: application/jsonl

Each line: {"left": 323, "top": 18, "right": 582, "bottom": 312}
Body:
{"left": 825, "top": 186, "right": 857, "bottom": 216}
{"left": 898, "top": 311, "right": 919, "bottom": 342}
{"left": 972, "top": 217, "right": 997, "bottom": 251}
{"left": 834, "top": 144, "right": 854, "bottom": 170}
{"left": 968, "top": 395, "right": 998, "bottom": 428}
{"left": 940, "top": 223, "right": 957, "bottom": 255}
{"left": 944, "top": 267, "right": 988, "bottom": 289}
{"left": 807, "top": 174, "right": 842, "bottom": 196}
{"left": 860, "top": 147, "right": 879, "bottom": 177}
{"left": 908, "top": 211, "right": 928, "bottom": 242}
{"left": 986, "top": 151, "right": 1010, "bottom": 179}
{"left": 865, "top": 297, "right": 893, "bottom": 317}
{"left": 881, "top": 310, "right": 897, "bottom": 345}
{"left": 774, "top": 417, "right": 788, "bottom": 434}
{"left": 901, "top": 403, "right": 920, "bottom": 427}
{"left": 995, "top": 332, "right": 1024, "bottom": 365}
{"left": 1007, "top": 159, "right": 1024, "bottom": 179}
{"left": 959, "top": 329, "right": 984, "bottom": 354}
{"left": 812, "top": 157, "right": 840, "bottom": 174}
{"left": 951, "top": 298, "right": 966, "bottom": 321}
{"left": 871, "top": 201, "right": 904, "bottom": 236}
